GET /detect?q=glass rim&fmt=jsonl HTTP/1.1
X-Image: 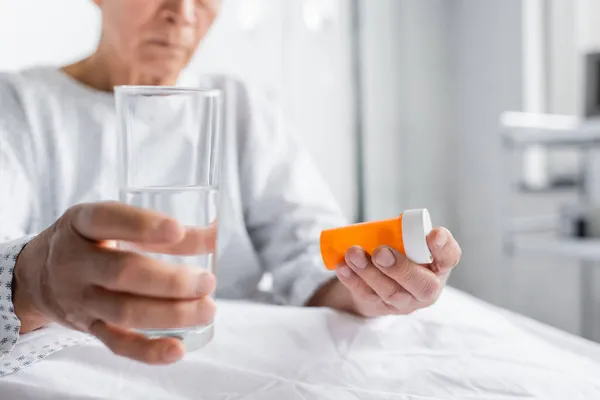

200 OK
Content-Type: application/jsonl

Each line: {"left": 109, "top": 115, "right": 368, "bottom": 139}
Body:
{"left": 114, "top": 85, "right": 221, "bottom": 97}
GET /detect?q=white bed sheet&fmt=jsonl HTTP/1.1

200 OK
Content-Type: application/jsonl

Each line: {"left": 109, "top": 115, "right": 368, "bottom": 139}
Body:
{"left": 2, "top": 287, "right": 600, "bottom": 400}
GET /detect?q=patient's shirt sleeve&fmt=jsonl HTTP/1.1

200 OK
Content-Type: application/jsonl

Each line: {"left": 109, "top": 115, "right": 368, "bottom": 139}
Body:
{"left": 0, "top": 213, "right": 89, "bottom": 378}
{"left": 0, "top": 238, "right": 31, "bottom": 361}
{"left": 0, "top": 73, "right": 94, "bottom": 377}
{"left": 0, "top": 133, "right": 88, "bottom": 377}
{"left": 239, "top": 85, "right": 347, "bottom": 306}
{"left": 0, "top": 136, "right": 37, "bottom": 368}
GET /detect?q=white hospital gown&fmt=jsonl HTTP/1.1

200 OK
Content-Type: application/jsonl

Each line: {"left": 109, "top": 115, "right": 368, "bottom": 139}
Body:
{"left": 0, "top": 67, "right": 345, "bottom": 376}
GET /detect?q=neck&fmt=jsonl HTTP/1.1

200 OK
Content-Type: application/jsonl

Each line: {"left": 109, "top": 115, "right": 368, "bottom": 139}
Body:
{"left": 62, "top": 40, "right": 180, "bottom": 92}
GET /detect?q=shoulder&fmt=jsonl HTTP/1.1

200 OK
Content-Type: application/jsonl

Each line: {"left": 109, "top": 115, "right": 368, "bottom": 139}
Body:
{"left": 193, "top": 73, "right": 248, "bottom": 94}
{"left": 0, "top": 70, "right": 27, "bottom": 113}
{"left": 0, "top": 66, "right": 59, "bottom": 109}
{"left": 0, "top": 67, "right": 53, "bottom": 100}
{"left": 0, "top": 70, "right": 31, "bottom": 146}
{"left": 194, "top": 73, "right": 280, "bottom": 144}
{"left": 194, "top": 74, "right": 274, "bottom": 119}
{"left": 0, "top": 67, "right": 55, "bottom": 151}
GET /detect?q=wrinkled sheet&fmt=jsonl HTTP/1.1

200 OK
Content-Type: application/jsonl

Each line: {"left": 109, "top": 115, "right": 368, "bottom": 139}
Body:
{"left": 2, "top": 288, "right": 600, "bottom": 400}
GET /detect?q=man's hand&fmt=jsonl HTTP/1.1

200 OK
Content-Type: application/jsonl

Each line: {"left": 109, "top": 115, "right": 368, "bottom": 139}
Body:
{"left": 309, "top": 227, "right": 461, "bottom": 317}
{"left": 13, "top": 201, "right": 216, "bottom": 365}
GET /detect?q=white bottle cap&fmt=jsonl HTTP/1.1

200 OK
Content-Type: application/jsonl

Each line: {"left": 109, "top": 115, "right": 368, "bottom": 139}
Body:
{"left": 402, "top": 209, "right": 433, "bottom": 264}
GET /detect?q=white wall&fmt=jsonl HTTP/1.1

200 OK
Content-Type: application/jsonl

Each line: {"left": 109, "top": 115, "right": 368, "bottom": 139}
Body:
{"left": 278, "top": 1, "right": 358, "bottom": 221}
{"left": 360, "top": 0, "right": 451, "bottom": 228}
{"left": 357, "top": 0, "right": 580, "bottom": 334}
{"left": 577, "top": 0, "right": 600, "bottom": 341}
{"left": 359, "top": 0, "right": 522, "bottom": 309}
{"left": 447, "top": 0, "right": 596, "bottom": 337}
{"left": 578, "top": 0, "right": 600, "bottom": 52}
{"left": 515, "top": 0, "right": 582, "bottom": 335}
{"left": 358, "top": 0, "right": 554, "bottom": 332}
{"left": 447, "top": 0, "right": 524, "bottom": 307}
{"left": 0, "top": 0, "right": 100, "bottom": 70}
{"left": 0, "top": 0, "right": 358, "bottom": 220}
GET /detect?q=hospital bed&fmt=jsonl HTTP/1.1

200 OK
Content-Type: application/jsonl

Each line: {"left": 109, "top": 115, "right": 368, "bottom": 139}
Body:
{"left": 2, "top": 287, "right": 600, "bottom": 399}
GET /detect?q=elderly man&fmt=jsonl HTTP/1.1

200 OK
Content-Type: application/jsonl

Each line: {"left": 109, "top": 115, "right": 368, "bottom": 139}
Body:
{"left": 0, "top": 0, "right": 461, "bottom": 373}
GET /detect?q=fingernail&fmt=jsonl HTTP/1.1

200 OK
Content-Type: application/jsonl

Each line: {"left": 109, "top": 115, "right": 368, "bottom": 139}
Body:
{"left": 157, "top": 219, "right": 182, "bottom": 241}
{"left": 164, "top": 343, "right": 183, "bottom": 363}
{"left": 348, "top": 248, "right": 369, "bottom": 269}
{"left": 337, "top": 266, "right": 352, "bottom": 278}
{"left": 373, "top": 247, "right": 396, "bottom": 268}
{"left": 435, "top": 230, "right": 448, "bottom": 248}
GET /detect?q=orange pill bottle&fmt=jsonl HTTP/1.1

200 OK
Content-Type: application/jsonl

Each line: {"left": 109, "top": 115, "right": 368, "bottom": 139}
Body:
{"left": 320, "top": 209, "right": 433, "bottom": 270}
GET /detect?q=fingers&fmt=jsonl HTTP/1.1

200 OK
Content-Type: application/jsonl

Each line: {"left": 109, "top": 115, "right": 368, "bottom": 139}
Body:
{"left": 85, "top": 287, "right": 216, "bottom": 330}
{"left": 133, "top": 224, "right": 217, "bottom": 255}
{"left": 85, "top": 247, "right": 216, "bottom": 299}
{"left": 338, "top": 226, "right": 461, "bottom": 314}
{"left": 69, "top": 201, "right": 184, "bottom": 244}
{"left": 89, "top": 320, "right": 185, "bottom": 365}
{"left": 370, "top": 247, "right": 443, "bottom": 303}
{"left": 427, "top": 227, "right": 462, "bottom": 274}
{"left": 205, "top": 0, "right": 221, "bottom": 16}
{"left": 335, "top": 264, "right": 379, "bottom": 303}
{"left": 344, "top": 247, "right": 415, "bottom": 309}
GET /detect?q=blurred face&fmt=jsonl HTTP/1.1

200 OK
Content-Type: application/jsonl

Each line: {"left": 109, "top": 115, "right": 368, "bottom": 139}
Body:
{"left": 95, "top": 0, "right": 219, "bottom": 77}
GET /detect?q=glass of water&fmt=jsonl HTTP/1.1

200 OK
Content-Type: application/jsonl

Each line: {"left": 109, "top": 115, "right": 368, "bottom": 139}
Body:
{"left": 115, "top": 86, "right": 222, "bottom": 351}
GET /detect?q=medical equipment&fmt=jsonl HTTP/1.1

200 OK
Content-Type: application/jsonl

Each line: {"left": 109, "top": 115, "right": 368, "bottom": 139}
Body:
{"left": 501, "top": 112, "right": 600, "bottom": 340}
{"left": 115, "top": 86, "right": 222, "bottom": 351}
{"left": 320, "top": 209, "right": 433, "bottom": 269}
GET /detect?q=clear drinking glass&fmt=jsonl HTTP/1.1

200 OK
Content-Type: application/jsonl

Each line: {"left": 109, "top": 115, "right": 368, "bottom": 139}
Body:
{"left": 115, "top": 86, "right": 222, "bottom": 351}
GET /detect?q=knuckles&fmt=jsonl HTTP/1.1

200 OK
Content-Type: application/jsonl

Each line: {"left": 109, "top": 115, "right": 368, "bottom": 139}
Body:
{"left": 419, "top": 277, "right": 442, "bottom": 304}
{"left": 111, "top": 302, "right": 135, "bottom": 326}
{"left": 107, "top": 253, "right": 139, "bottom": 289}
{"left": 173, "top": 297, "right": 216, "bottom": 327}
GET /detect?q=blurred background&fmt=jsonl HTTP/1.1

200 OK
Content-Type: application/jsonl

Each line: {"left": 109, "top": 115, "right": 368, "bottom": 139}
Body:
{"left": 3, "top": 0, "right": 600, "bottom": 342}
